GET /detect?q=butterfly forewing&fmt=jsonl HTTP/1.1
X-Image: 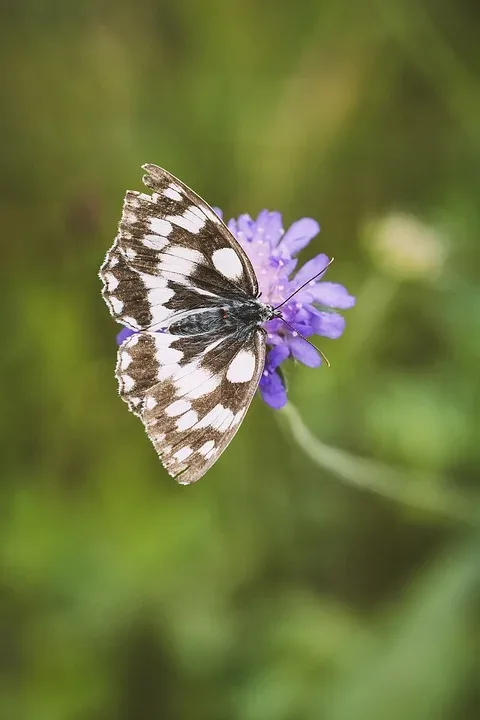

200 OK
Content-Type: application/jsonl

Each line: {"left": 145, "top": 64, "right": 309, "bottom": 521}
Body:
{"left": 100, "top": 165, "right": 258, "bottom": 331}
{"left": 117, "top": 329, "right": 266, "bottom": 484}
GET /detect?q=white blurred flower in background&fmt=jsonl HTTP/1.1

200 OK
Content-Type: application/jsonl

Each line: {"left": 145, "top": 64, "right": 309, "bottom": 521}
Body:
{"left": 364, "top": 212, "right": 448, "bottom": 281}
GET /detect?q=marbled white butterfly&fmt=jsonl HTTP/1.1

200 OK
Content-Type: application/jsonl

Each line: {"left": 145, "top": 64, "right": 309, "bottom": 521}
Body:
{"left": 100, "top": 165, "right": 319, "bottom": 484}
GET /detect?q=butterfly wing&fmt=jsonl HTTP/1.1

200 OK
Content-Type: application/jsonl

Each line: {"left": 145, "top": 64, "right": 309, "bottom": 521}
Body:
{"left": 117, "top": 327, "right": 266, "bottom": 484}
{"left": 100, "top": 164, "right": 258, "bottom": 331}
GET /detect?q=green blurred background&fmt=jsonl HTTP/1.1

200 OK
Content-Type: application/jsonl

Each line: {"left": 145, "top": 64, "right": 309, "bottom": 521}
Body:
{"left": 2, "top": 1, "right": 480, "bottom": 718}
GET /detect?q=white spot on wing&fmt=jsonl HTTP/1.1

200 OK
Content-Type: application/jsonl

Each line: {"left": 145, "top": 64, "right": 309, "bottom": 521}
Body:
{"left": 184, "top": 373, "right": 222, "bottom": 399}
{"left": 105, "top": 272, "right": 119, "bottom": 291}
{"left": 174, "top": 446, "right": 193, "bottom": 462}
{"left": 121, "top": 374, "right": 135, "bottom": 391}
{"left": 217, "top": 408, "right": 235, "bottom": 432}
{"left": 170, "top": 362, "right": 223, "bottom": 399}
{"left": 176, "top": 410, "right": 198, "bottom": 431}
{"left": 123, "top": 315, "right": 141, "bottom": 329}
{"left": 145, "top": 396, "right": 157, "bottom": 409}
{"left": 199, "top": 440, "right": 215, "bottom": 457}
{"left": 147, "top": 287, "right": 174, "bottom": 306}
{"left": 188, "top": 205, "right": 207, "bottom": 223}
{"left": 150, "top": 304, "right": 172, "bottom": 324}
{"left": 166, "top": 246, "right": 204, "bottom": 264}
{"left": 202, "top": 205, "right": 221, "bottom": 224}
{"left": 150, "top": 218, "right": 173, "bottom": 236}
{"left": 197, "top": 404, "right": 234, "bottom": 431}
{"left": 157, "top": 362, "right": 181, "bottom": 381}
{"left": 152, "top": 332, "right": 177, "bottom": 349}
{"left": 212, "top": 247, "right": 244, "bottom": 280}
{"left": 232, "top": 408, "right": 246, "bottom": 426}
{"left": 226, "top": 349, "right": 256, "bottom": 383}
{"left": 142, "top": 234, "right": 169, "bottom": 251}
{"left": 155, "top": 346, "right": 183, "bottom": 364}
{"left": 167, "top": 208, "right": 205, "bottom": 234}
{"left": 164, "top": 187, "right": 183, "bottom": 202}
{"left": 138, "top": 273, "right": 168, "bottom": 290}
{"left": 204, "top": 337, "right": 226, "bottom": 355}
{"left": 158, "top": 255, "right": 196, "bottom": 277}
{"left": 110, "top": 296, "right": 124, "bottom": 314}
{"left": 165, "top": 399, "right": 192, "bottom": 417}
{"left": 119, "top": 351, "right": 132, "bottom": 370}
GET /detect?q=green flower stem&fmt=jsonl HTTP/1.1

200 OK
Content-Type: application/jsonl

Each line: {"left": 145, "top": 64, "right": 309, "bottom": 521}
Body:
{"left": 279, "top": 403, "right": 478, "bottom": 525}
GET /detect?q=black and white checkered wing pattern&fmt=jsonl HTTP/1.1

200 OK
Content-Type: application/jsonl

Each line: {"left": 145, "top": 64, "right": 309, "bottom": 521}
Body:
{"left": 117, "top": 328, "right": 266, "bottom": 484}
{"left": 100, "top": 164, "right": 258, "bottom": 331}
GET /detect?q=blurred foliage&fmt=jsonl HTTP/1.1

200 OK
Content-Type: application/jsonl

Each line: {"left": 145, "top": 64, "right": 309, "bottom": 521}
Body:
{"left": 1, "top": 0, "right": 480, "bottom": 718}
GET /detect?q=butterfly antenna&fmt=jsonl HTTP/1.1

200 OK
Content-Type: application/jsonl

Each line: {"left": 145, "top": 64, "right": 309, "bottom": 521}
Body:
{"left": 274, "top": 257, "right": 335, "bottom": 310}
{"left": 277, "top": 316, "right": 331, "bottom": 367}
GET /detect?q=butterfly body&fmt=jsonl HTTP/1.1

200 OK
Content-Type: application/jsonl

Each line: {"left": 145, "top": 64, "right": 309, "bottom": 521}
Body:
{"left": 168, "top": 299, "right": 275, "bottom": 337}
{"left": 100, "top": 164, "right": 278, "bottom": 485}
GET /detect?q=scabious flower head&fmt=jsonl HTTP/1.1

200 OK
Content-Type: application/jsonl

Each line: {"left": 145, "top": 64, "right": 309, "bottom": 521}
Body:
{"left": 220, "top": 209, "right": 355, "bottom": 409}
{"left": 117, "top": 208, "right": 355, "bottom": 411}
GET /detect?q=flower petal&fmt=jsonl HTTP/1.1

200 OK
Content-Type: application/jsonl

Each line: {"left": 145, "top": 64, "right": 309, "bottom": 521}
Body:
{"left": 284, "top": 308, "right": 315, "bottom": 337}
{"left": 293, "top": 253, "right": 330, "bottom": 287}
{"left": 280, "top": 258, "right": 298, "bottom": 277}
{"left": 227, "top": 217, "right": 238, "bottom": 236}
{"left": 288, "top": 334, "right": 321, "bottom": 367}
{"left": 117, "top": 327, "right": 136, "bottom": 345}
{"left": 309, "top": 282, "right": 356, "bottom": 309}
{"left": 254, "top": 210, "right": 284, "bottom": 248}
{"left": 277, "top": 218, "right": 320, "bottom": 256}
{"left": 267, "top": 343, "right": 290, "bottom": 371}
{"left": 290, "top": 321, "right": 314, "bottom": 337}
{"left": 309, "top": 309, "right": 346, "bottom": 338}
{"left": 264, "top": 318, "right": 285, "bottom": 337}
{"left": 259, "top": 369, "right": 288, "bottom": 409}
{"left": 236, "top": 213, "right": 255, "bottom": 241}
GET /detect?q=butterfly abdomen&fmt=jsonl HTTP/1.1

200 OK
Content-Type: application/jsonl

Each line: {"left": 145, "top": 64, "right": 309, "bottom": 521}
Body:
{"left": 169, "top": 308, "right": 229, "bottom": 336}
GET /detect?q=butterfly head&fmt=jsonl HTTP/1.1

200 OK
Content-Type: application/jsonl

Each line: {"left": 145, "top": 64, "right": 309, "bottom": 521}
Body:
{"left": 257, "top": 301, "right": 331, "bottom": 367}
{"left": 256, "top": 302, "right": 282, "bottom": 324}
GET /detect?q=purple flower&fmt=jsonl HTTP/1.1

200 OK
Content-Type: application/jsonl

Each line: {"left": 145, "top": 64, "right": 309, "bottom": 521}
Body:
{"left": 117, "top": 326, "right": 136, "bottom": 344}
{"left": 116, "top": 209, "right": 355, "bottom": 411}
{"left": 223, "top": 210, "right": 355, "bottom": 409}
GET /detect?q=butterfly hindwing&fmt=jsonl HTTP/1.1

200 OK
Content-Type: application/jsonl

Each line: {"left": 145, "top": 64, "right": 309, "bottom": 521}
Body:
{"left": 100, "top": 165, "right": 258, "bottom": 332}
{"left": 116, "top": 328, "right": 266, "bottom": 484}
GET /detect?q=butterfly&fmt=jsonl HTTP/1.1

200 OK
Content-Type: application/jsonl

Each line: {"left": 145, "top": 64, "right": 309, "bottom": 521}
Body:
{"left": 100, "top": 164, "right": 318, "bottom": 484}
